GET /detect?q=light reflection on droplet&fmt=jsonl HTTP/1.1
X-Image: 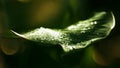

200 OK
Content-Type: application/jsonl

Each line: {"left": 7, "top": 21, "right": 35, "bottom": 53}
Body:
{"left": 68, "top": 46, "right": 73, "bottom": 50}
{"left": 94, "top": 21, "right": 97, "bottom": 24}
{"left": 90, "top": 21, "right": 97, "bottom": 25}
{"left": 90, "top": 22, "right": 94, "bottom": 25}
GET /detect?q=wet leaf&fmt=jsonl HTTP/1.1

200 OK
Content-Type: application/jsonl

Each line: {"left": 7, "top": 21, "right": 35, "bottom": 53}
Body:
{"left": 11, "top": 12, "right": 115, "bottom": 53}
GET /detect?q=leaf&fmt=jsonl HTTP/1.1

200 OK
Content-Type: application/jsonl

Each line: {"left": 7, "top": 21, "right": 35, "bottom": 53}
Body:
{"left": 11, "top": 11, "right": 115, "bottom": 53}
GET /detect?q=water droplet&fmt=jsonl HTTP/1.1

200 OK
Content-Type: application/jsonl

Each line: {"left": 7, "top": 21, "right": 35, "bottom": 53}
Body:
{"left": 90, "top": 21, "right": 97, "bottom": 25}
{"left": 90, "top": 22, "right": 94, "bottom": 25}
{"left": 94, "top": 21, "right": 97, "bottom": 24}
{"left": 68, "top": 46, "right": 73, "bottom": 50}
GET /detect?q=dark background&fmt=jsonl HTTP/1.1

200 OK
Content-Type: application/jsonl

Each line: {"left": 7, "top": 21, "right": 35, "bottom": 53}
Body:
{"left": 0, "top": 0, "right": 120, "bottom": 68}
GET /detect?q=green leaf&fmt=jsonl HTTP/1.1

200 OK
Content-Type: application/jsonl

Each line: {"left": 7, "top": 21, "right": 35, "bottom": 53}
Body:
{"left": 11, "top": 11, "right": 115, "bottom": 53}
